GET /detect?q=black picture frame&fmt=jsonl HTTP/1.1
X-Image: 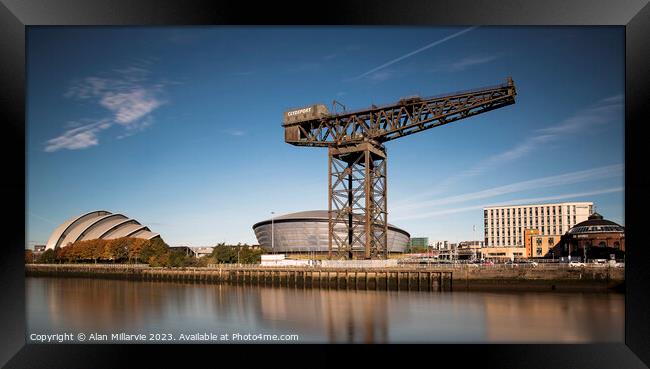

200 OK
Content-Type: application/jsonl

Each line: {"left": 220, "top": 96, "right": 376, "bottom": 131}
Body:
{"left": 1, "top": 1, "right": 649, "bottom": 368}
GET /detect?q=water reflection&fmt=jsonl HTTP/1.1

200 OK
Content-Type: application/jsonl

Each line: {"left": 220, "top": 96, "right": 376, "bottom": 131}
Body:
{"left": 26, "top": 277, "right": 623, "bottom": 343}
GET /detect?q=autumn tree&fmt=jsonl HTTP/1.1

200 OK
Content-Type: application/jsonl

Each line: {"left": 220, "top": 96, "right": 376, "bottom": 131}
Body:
{"left": 25, "top": 250, "right": 34, "bottom": 264}
{"left": 38, "top": 249, "right": 56, "bottom": 264}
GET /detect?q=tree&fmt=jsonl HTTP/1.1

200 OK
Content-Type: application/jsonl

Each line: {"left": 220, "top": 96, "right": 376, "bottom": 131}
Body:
{"left": 211, "top": 245, "right": 237, "bottom": 263}
{"left": 239, "top": 246, "right": 264, "bottom": 264}
{"left": 25, "top": 250, "right": 34, "bottom": 264}
{"left": 128, "top": 238, "right": 147, "bottom": 263}
{"left": 109, "top": 238, "right": 129, "bottom": 262}
{"left": 140, "top": 237, "right": 169, "bottom": 264}
{"left": 38, "top": 249, "right": 56, "bottom": 264}
{"left": 209, "top": 245, "right": 262, "bottom": 264}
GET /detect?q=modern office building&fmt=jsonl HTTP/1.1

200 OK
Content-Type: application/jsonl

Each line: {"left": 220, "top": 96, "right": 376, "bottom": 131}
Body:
{"left": 431, "top": 240, "right": 450, "bottom": 250}
{"left": 252, "top": 210, "right": 410, "bottom": 253}
{"left": 409, "top": 237, "right": 429, "bottom": 248}
{"left": 483, "top": 202, "right": 593, "bottom": 247}
{"left": 45, "top": 210, "right": 160, "bottom": 250}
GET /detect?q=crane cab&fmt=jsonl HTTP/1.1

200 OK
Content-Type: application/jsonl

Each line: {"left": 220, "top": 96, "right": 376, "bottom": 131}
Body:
{"left": 283, "top": 104, "right": 329, "bottom": 143}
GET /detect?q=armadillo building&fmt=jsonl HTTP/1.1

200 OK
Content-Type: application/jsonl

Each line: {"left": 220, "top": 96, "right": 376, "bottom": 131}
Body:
{"left": 252, "top": 210, "right": 410, "bottom": 253}
{"left": 45, "top": 210, "right": 160, "bottom": 250}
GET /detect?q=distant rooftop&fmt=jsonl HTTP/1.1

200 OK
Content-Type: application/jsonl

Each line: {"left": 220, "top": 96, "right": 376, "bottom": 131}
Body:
{"left": 484, "top": 201, "right": 593, "bottom": 209}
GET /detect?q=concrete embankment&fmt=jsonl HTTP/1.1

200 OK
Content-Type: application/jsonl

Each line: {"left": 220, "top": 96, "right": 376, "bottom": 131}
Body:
{"left": 24, "top": 264, "right": 624, "bottom": 292}
{"left": 444, "top": 266, "right": 624, "bottom": 292}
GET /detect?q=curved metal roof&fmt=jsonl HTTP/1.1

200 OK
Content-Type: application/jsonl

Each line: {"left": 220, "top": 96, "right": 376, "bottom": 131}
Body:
{"left": 78, "top": 214, "right": 130, "bottom": 240}
{"left": 45, "top": 210, "right": 111, "bottom": 250}
{"left": 567, "top": 213, "right": 624, "bottom": 234}
{"left": 252, "top": 210, "right": 410, "bottom": 237}
{"left": 45, "top": 210, "right": 160, "bottom": 250}
{"left": 103, "top": 223, "right": 148, "bottom": 239}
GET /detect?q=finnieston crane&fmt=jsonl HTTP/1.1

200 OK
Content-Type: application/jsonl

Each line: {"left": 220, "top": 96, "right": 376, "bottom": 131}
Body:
{"left": 282, "top": 77, "right": 517, "bottom": 260}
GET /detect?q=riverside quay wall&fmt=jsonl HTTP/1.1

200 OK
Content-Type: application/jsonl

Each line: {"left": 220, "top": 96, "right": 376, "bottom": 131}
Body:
{"left": 24, "top": 264, "right": 624, "bottom": 292}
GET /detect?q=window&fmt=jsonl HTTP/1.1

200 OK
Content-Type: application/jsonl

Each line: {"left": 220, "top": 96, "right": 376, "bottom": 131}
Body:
{"left": 536, "top": 238, "right": 542, "bottom": 246}
{"left": 536, "top": 247, "right": 543, "bottom": 256}
{"left": 614, "top": 241, "right": 620, "bottom": 249}
{"left": 548, "top": 237, "right": 554, "bottom": 245}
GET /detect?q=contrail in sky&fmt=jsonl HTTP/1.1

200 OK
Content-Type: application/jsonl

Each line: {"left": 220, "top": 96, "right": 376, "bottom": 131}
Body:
{"left": 392, "top": 186, "right": 624, "bottom": 222}
{"left": 352, "top": 26, "right": 479, "bottom": 80}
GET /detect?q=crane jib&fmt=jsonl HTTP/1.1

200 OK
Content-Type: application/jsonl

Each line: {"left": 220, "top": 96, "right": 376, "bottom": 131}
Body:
{"left": 283, "top": 78, "right": 516, "bottom": 147}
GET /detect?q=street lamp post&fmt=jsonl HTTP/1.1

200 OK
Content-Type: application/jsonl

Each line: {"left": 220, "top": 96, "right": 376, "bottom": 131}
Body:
{"left": 271, "top": 211, "right": 275, "bottom": 255}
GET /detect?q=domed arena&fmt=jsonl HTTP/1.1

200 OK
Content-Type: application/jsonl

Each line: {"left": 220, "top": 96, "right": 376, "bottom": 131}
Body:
{"left": 45, "top": 210, "right": 160, "bottom": 250}
{"left": 252, "top": 210, "right": 410, "bottom": 253}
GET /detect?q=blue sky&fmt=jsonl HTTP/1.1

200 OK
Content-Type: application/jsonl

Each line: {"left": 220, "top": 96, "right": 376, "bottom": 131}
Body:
{"left": 26, "top": 26, "right": 624, "bottom": 247}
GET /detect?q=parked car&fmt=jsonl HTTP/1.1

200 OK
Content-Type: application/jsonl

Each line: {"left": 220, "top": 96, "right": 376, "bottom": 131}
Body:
{"left": 569, "top": 261, "right": 585, "bottom": 267}
{"left": 481, "top": 260, "right": 494, "bottom": 266}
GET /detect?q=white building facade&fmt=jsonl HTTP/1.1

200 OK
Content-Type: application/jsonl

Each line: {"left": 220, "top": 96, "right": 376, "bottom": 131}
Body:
{"left": 430, "top": 240, "right": 450, "bottom": 250}
{"left": 483, "top": 202, "right": 593, "bottom": 247}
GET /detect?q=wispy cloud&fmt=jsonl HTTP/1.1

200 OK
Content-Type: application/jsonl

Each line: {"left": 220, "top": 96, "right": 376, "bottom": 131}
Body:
{"left": 224, "top": 129, "right": 246, "bottom": 137}
{"left": 47, "top": 66, "right": 168, "bottom": 152}
{"left": 393, "top": 163, "right": 623, "bottom": 212}
{"left": 367, "top": 70, "right": 394, "bottom": 81}
{"left": 536, "top": 94, "right": 623, "bottom": 136}
{"left": 45, "top": 119, "right": 112, "bottom": 152}
{"left": 421, "top": 93, "right": 624, "bottom": 193}
{"left": 100, "top": 89, "right": 162, "bottom": 124}
{"left": 28, "top": 212, "right": 57, "bottom": 225}
{"left": 449, "top": 55, "right": 499, "bottom": 71}
{"left": 350, "top": 26, "right": 478, "bottom": 80}
{"left": 431, "top": 54, "right": 500, "bottom": 72}
{"left": 392, "top": 187, "right": 623, "bottom": 221}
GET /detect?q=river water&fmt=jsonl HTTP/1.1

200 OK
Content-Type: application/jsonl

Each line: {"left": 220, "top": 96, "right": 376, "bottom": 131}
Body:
{"left": 26, "top": 277, "right": 624, "bottom": 343}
